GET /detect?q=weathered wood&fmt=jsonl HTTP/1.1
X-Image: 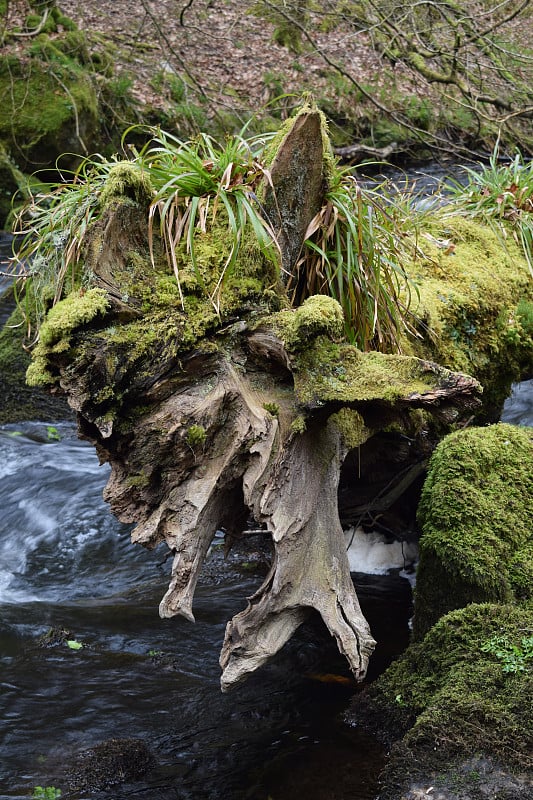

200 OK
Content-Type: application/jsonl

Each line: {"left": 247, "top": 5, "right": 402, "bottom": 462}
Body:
{"left": 28, "top": 107, "right": 488, "bottom": 691}
{"left": 262, "top": 110, "right": 327, "bottom": 277}
{"left": 221, "top": 419, "right": 376, "bottom": 690}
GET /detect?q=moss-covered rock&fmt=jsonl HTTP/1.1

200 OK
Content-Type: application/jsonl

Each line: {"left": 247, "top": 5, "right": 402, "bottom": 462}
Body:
{"left": 349, "top": 602, "right": 532, "bottom": 798}
{"left": 414, "top": 423, "right": 533, "bottom": 638}
{"left": 0, "top": 46, "right": 99, "bottom": 170}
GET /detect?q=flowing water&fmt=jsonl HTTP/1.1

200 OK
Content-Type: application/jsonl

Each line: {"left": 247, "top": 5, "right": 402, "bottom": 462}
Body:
{"left": 0, "top": 420, "right": 416, "bottom": 800}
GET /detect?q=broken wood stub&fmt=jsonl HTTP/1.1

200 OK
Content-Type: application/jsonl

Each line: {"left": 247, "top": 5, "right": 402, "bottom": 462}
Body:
{"left": 262, "top": 109, "right": 327, "bottom": 279}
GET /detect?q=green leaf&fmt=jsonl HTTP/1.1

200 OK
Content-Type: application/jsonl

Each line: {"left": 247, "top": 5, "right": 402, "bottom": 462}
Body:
{"left": 46, "top": 426, "right": 61, "bottom": 441}
{"left": 66, "top": 640, "right": 83, "bottom": 650}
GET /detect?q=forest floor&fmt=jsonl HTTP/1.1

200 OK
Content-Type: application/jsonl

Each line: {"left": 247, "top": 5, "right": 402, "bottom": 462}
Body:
{"left": 57, "top": 0, "right": 426, "bottom": 137}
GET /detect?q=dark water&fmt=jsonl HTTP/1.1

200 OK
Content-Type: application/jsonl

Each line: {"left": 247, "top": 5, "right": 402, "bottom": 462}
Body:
{"left": 0, "top": 422, "right": 411, "bottom": 800}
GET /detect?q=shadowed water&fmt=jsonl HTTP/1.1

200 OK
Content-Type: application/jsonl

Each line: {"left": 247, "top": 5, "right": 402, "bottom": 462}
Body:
{"left": 0, "top": 422, "right": 397, "bottom": 800}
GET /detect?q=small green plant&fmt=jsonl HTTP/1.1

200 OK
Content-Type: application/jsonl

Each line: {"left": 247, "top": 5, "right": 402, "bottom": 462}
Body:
{"left": 292, "top": 170, "right": 419, "bottom": 351}
{"left": 32, "top": 787, "right": 61, "bottom": 800}
{"left": 262, "top": 402, "right": 279, "bottom": 416}
{"left": 66, "top": 639, "right": 83, "bottom": 650}
{"left": 46, "top": 425, "right": 61, "bottom": 441}
{"left": 185, "top": 424, "right": 207, "bottom": 447}
{"left": 148, "top": 649, "right": 163, "bottom": 657}
{"left": 447, "top": 142, "right": 533, "bottom": 278}
{"left": 481, "top": 633, "right": 533, "bottom": 674}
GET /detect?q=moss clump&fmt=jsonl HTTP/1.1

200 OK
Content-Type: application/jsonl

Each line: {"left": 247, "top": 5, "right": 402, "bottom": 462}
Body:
{"left": 414, "top": 423, "right": 533, "bottom": 638}
{"left": 98, "top": 163, "right": 154, "bottom": 209}
{"left": 185, "top": 424, "right": 207, "bottom": 447}
{"left": 405, "top": 214, "right": 533, "bottom": 416}
{"left": 27, "top": 288, "right": 110, "bottom": 386}
{"left": 271, "top": 295, "right": 344, "bottom": 351}
{"left": 263, "top": 402, "right": 279, "bottom": 417}
{"left": 289, "top": 414, "right": 306, "bottom": 435}
{"left": 0, "top": 49, "right": 99, "bottom": 169}
{"left": 329, "top": 408, "right": 371, "bottom": 450}
{"left": 290, "top": 335, "right": 462, "bottom": 408}
{"left": 367, "top": 602, "right": 533, "bottom": 770}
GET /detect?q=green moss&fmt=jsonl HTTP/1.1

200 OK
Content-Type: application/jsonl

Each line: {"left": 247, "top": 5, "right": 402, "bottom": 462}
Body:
{"left": 508, "top": 541, "right": 533, "bottom": 601}
{"left": 125, "top": 472, "right": 150, "bottom": 489}
{"left": 329, "top": 408, "right": 371, "bottom": 450}
{"left": 263, "top": 402, "right": 279, "bottom": 417}
{"left": 414, "top": 423, "right": 533, "bottom": 638}
{"left": 27, "top": 288, "right": 110, "bottom": 386}
{"left": 262, "top": 99, "right": 337, "bottom": 181}
{"left": 0, "top": 49, "right": 98, "bottom": 166}
{"left": 289, "top": 414, "right": 307, "bottom": 435}
{"left": 290, "top": 335, "right": 459, "bottom": 408}
{"left": 405, "top": 214, "right": 533, "bottom": 414}
{"left": 157, "top": 212, "right": 283, "bottom": 319}
{"left": 370, "top": 602, "right": 533, "bottom": 769}
{"left": 271, "top": 295, "right": 344, "bottom": 351}
{"left": 99, "top": 163, "right": 154, "bottom": 209}
{"left": 186, "top": 424, "right": 207, "bottom": 447}
{"left": 39, "top": 288, "right": 110, "bottom": 347}
{"left": 51, "top": 8, "right": 78, "bottom": 31}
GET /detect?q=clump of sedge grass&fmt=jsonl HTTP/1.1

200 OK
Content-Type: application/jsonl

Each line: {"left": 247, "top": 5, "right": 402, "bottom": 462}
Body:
{"left": 9, "top": 123, "right": 420, "bottom": 353}
{"left": 135, "top": 127, "right": 280, "bottom": 315}
{"left": 446, "top": 142, "right": 533, "bottom": 278}
{"left": 9, "top": 154, "right": 146, "bottom": 342}
{"left": 291, "top": 169, "right": 419, "bottom": 351}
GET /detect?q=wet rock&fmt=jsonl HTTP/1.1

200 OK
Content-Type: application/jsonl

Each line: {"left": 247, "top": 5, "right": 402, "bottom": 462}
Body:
{"left": 65, "top": 738, "right": 155, "bottom": 792}
{"left": 380, "top": 756, "right": 532, "bottom": 800}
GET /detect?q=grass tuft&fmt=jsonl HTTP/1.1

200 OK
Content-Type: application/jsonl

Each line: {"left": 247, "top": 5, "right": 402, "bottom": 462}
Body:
{"left": 446, "top": 141, "right": 533, "bottom": 278}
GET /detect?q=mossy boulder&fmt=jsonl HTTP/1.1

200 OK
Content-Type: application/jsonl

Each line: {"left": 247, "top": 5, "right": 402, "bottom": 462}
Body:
{"left": 0, "top": 47, "right": 99, "bottom": 171}
{"left": 349, "top": 602, "right": 532, "bottom": 798}
{"left": 414, "top": 423, "right": 533, "bottom": 638}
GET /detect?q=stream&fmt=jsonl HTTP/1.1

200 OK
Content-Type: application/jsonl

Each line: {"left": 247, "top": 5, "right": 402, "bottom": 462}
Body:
{"left": 1, "top": 173, "right": 532, "bottom": 799}
{"left": 0, "top": 420, "right": 412, "bottom": 800}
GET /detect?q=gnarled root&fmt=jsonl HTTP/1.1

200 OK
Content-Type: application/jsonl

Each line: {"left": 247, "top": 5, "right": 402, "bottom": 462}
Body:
{"left": 220, "top": 419, "right": 376, "bottom": 691}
